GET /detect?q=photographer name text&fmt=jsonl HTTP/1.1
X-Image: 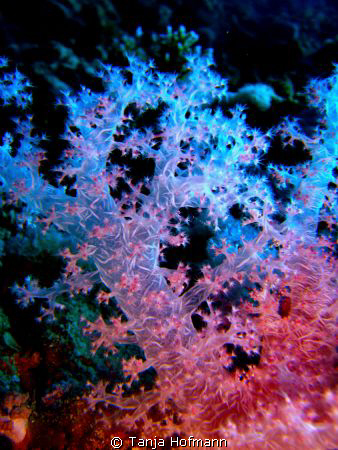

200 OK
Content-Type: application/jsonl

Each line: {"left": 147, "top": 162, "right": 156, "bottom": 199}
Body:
{"left": 128, "top": 436, "right": 227, "bottom": 448}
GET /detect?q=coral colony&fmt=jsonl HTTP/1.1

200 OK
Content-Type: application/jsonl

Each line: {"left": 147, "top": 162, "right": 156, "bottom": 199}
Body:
{"left": 0, "top": 50, "right": 337, "bottom": 448}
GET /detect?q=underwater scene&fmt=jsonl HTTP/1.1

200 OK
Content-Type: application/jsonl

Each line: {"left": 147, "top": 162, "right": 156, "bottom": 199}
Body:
{"left": 0, "top": 1, "right": 337, "bottom": 448}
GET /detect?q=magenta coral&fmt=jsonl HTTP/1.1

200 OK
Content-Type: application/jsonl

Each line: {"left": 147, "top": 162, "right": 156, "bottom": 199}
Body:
{"left": 1, "top": 51, "right": 337, "bottom": 447}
